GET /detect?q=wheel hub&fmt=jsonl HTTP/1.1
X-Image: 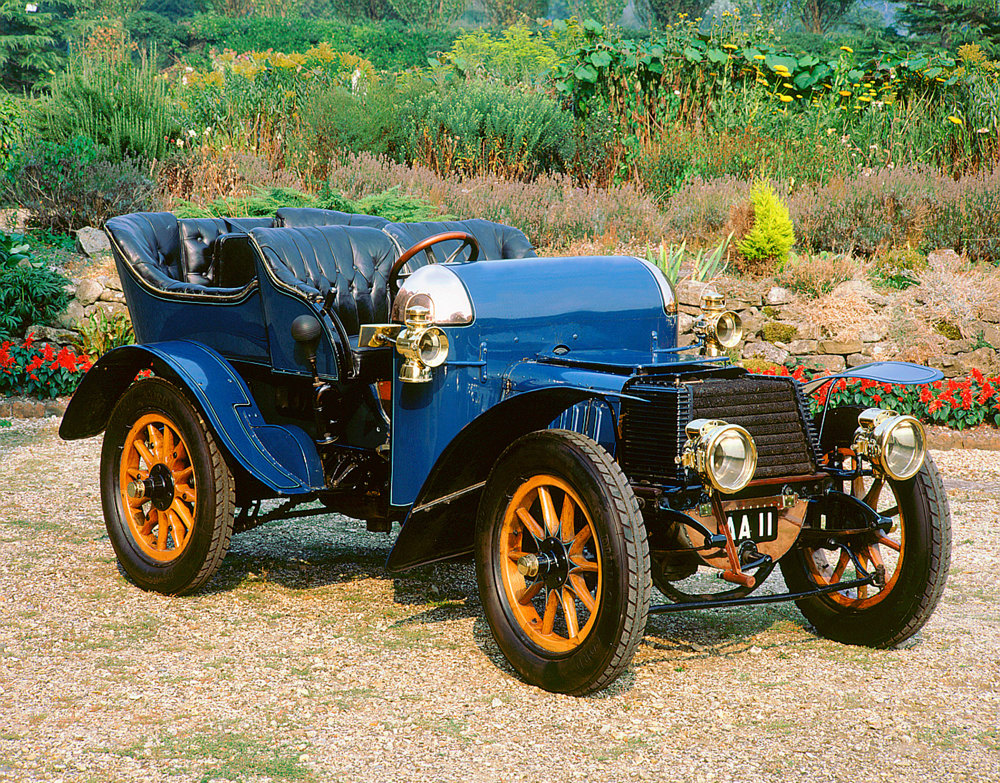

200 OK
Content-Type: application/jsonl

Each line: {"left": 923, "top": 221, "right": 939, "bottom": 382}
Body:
{"left": 127, "top": 463, "right": 176, "bottom": 511}
{"left": 517, "top": 536, "right": 570, "bottom": 590}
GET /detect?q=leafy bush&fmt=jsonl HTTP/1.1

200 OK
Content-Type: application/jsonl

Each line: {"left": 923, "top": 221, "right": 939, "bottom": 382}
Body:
{"left": 2, "top": 137, "right": 159, "bottom": 232}
{"left": 0, "top": 335, "right": 92, "bottom": 399}
{"left": 38, "top": 55, "right": 179, "bottom": 162}
{"left": 438, "top": 23, "right": 569, "bottom": 84}
{"left": 0, "top": 230, "right": 70, "bottom": 339}
{"left": 75, "top": 310, "right": 136, "bottom": 360}
{"left": 398, "top": 81, "right": 575, "bottom": 178}
{"left": 869, "top": 246, "right": 927, "bottom": 289}
{"left": 0, "top": 94, "right": 24, "bottom": 172}
{"left": 736, "top": 181, "right": 795, "bottom": 273}
{"left": 186, "top": 15, "right": 460, "bottom": 71}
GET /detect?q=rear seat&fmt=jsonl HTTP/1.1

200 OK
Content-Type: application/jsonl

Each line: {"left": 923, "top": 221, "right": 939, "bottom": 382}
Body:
{"left": 275, "top": 207, "right": 390, "bottom": 229}
{"left": 178, "top": 217, "right": 273, "bottom": 286}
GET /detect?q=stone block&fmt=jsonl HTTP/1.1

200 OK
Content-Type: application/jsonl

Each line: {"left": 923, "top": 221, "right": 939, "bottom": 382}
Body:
{"left": 859, "top": 327, "right": 884, "bottom": 343}
{"left": 846, "top": 353, "right": 869, "bottom": 368}
{"left": 786, "top": 339, "right": 818, "bottom": 355}
{"left": 677, "top": 313, "right": 696, "bottom": 335}
{"left": 75, "top": 278, "right": 105, "bottom": 306}
{"left": 764, "top": 286, "right": 792, "bottom": 306}
{"left": 800, "top": 354, "right": 846, "bottom": 372}
{"left": 819, "top": 339, "right": 862, "bottom": 355}
{"left": 831, "top": 279, "right": 888, "bottom": 306}
{"left": 928, "top": 355, "right": 965, "bottom": 378}
{"left": 742, "top": 341, "right": 790, "bottom": 364}
{"left": 979, "top": 307, "right": 1000, "bottom": 325}
{"left": 24, "top": 324, "right": 78, "bottom": 347}
{"left": 55, "top": 301, "right": 86, "bottom": 330}
{"left": 675, "top": 280, "right": 715, "bottom": 307}
{"left": 75, "top": 226, "right": 111, "bottom": 257}
{"left": 98, "top": 289, "right": 126, "bottom": 304}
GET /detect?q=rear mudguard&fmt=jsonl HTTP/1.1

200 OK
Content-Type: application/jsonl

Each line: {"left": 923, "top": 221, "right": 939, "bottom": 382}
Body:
{"left": 59, "top": 341, "right": 324, "bottom": 494}
{"left": 386, "top": 362, "right": 631, "bottom": 572}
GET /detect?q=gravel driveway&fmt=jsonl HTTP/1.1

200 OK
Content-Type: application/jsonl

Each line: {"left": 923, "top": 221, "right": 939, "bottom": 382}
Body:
{"left": 1, "top": 418, "right": 998, "bottom": 783}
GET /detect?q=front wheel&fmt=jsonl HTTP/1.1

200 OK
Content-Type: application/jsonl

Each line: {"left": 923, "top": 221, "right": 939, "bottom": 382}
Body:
{"left": 780, "top": 450, "right": 951, "bottom": 648}
{"left": 475, "top": 430, "right": 651, "bottom": 695}
{"left": 101, "top": 377, "right": 235, "bottom": 595}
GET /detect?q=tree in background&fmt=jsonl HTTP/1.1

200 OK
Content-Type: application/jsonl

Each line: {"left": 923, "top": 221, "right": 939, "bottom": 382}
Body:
{"left": 388, "top": 0, "right": 468, "bottom": 27}
{"left": 798, "top": 0, "right": 856, "bottom": 33}
{"left": 566, "top": 0, "right": 625, "bottom": 26}
{"left": 0, "top": 0, "right": 78, "bottom": 90}
{"left": 646, "top": 0, "right": 713, "bottom": 27}
{"left": 898, "top": 0, "right": 1000, "bottom": 49}
{"left": 481, "top": 0, "right": 548, "bottom": 26}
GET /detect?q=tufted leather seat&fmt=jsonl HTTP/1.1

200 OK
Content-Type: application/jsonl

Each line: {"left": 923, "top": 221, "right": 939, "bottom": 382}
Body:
{"left": 178, "top": 217, "right": 273, "bottom": 286}
{"left": 106, "top": 212, "right": 216, "bottom": 295}
{"left": 250, "top": 225, "right": 396, "bottom": 336}
{"left": 275, "top": 207, "right": 390, "bottom": 229}
{"left": 383, "top": 218, "right": 535, "bottom": 270}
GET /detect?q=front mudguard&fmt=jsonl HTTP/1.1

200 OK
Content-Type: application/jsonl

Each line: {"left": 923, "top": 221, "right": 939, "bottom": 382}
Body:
{"left": 60, "top": 341, "right": 324, "bottom": 495}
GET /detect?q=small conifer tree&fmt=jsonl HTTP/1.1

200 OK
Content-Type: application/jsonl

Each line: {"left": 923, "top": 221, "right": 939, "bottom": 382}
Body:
{"left": 738, "top": 180, "right": 795, "bottom": 269}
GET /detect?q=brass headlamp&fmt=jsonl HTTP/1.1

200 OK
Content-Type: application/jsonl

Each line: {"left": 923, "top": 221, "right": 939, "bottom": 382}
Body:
{"left": 680, "top": 418, "right": 758, "bottom": 493}
{"left": 395, "top": 304, "right": 449, "bottom": 383}
{"left": 851, "top": 408, "right": 926, "bottom": 481}
{"left": 694, "top": 292, "right": 743, "bottom": 357}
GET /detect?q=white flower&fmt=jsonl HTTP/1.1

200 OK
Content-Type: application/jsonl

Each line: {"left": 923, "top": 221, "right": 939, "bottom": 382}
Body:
{"left": 176, "top": 139, "right": 184, "bottom": 147}
{"left": 185, "top": 66, "right": 194, "bottom": 73}
{"left": 976, "top": 127, "right": 990, "bottom": 134}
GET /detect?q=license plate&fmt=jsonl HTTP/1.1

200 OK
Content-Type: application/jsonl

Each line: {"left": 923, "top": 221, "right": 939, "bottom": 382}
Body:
{"left": 725, "top": 507, "right": 779, "bottom": 543}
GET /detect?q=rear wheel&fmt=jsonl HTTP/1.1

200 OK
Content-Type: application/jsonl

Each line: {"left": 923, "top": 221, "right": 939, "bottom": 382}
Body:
{"left": 476, "top": 430, "right": 650, "bottom": 695}
{"left": 780, "top": 446, "right": 950, "bottom": 648}
{"left": 101, "top": 377, "right": 235, "bottom": 595}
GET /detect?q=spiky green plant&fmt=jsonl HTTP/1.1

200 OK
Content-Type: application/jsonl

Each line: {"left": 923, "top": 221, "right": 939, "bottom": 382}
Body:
{"left": 738, "top": 181, "right": 795, "bottom": 267}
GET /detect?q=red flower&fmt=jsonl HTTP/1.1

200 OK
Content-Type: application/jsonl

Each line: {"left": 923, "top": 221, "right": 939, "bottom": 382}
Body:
{"left": 972, "top": 368, "right": 984, "bottom": 384}
{"left": 919, "top": 387, "right": 933, "bottom": 403}
{"left": 41, "top": 343, "right": 54, "bottom": 362}
{"left": 29, "top": 373, "right": 38, "bottom": 381}
{"left": 928, "top": 398, "right": 943, "bottom": 413}
{"left": 872, "top": 393, "right": 882, "bottom": 403}
{"left": 21, "top": 332, "right": 35, "bottom": 348}
{"left": 961, "top": 389, "right": 973, "bottom": 409}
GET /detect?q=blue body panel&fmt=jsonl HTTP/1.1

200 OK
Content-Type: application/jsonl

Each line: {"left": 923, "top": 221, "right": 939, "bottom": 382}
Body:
{"left": 60, "top": 342, "right": 324, "bottom": 494}
{"left": 115, "top": 260, "right": 271, "bottom": 365}
{"left": 389, "top": 255, "right": 675, "bottom": 507}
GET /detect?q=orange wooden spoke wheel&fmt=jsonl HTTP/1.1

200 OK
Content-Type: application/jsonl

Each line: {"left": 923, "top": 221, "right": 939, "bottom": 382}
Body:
{"left": 499, "top": 475, "right": 602, "bottom": 654}
{"left": 805, "top": 451, "right": 904, "bottom": 609}
{"left": 119, "top": 413, "right": 198, "bottom": 563}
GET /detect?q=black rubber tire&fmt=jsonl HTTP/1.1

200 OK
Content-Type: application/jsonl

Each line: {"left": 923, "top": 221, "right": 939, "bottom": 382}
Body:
{"left": 780, "top": 453, "right": 951, "bottom": 648}
{"left": 101, "top": 377, "right": 235, "bottom": 595}
{"left": 475, "top": 429, "right": 651, "bottom": 695}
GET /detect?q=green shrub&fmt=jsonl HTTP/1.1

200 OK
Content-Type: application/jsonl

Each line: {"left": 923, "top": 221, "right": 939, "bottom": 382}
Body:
{"left": 0, "top": 94, "right": 24, "bottom": 173}
{"left": 761, "top": 322, "right": 799, "bottom": 343}
{"left": 0, "top": 230, "right": 70, "bottom": 339}
{"left": 2, "top": 136, "right": 159, "bottom": 232}
{"left": 870, "top": 246, "right": 927, "bottom": 289}
{"left": 398, "top": 81, "right": 575, "bottom": 178}
{"left": 0, "top": 336, "right": 92, "bottom": 398}
{"left": 438, "top": 24, "right": 566, "bottom": 84}
{"left": 387, "top": 0, "right": 468, "bottom": 28}
{"left": 737, "top": 181, "right": 795, "bottom": 272}
{"left": 75, "top": 310, "right": 135, "bottom": 360}
{"left": 38, "top": 55, "right": 179, "bottom": 162}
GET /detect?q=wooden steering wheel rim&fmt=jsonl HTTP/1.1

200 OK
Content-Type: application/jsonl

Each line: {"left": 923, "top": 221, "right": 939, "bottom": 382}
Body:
{"left": 388, "top": 231, "right": 480, "bottom": 289}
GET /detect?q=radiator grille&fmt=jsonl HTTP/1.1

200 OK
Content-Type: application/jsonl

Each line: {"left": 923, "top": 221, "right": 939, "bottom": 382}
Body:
{"left": 619, "top": 374, "right": 818, "bottom": 486}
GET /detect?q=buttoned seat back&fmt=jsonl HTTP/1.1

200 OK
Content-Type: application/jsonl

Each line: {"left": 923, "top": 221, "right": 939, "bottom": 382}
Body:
{"left": 250, "top": 225, "right": 396, "bottom": 337}
{"left": 275, "top": 207, "right": 390, "bottom": 230}
{"left": 178, "top": 217, "right": 273, "bottom": 286}
{"left": 382, "top": 218, "right": 535, "bottom": 270}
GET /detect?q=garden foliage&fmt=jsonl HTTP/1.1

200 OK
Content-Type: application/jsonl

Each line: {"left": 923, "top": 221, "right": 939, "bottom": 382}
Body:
{"left": 737, "top": 181, "right": 795, "bottom": 271}
{"left": 0, "top": 334, "right": 92, "bottom": 399}
{"left": 0, "top": 230, "right": 70, "bottom": 339}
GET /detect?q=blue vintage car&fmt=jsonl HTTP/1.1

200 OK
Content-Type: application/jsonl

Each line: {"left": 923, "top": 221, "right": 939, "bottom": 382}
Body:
{"left": 60, "top": 208, "right": 951, "bottom": 694}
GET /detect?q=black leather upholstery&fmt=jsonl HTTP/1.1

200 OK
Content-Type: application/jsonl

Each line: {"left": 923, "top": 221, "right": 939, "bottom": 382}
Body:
{"left": 250, "top": 226, "right": 396, "bottom": 336}
{"left": 275, "top": 207, "right": 390, "bottom": 229}
{"left": 383, "top": 218, "right": 535, "bottom": 269}
{"left": 178, "top": 217, "right": 272, "bottom": 285}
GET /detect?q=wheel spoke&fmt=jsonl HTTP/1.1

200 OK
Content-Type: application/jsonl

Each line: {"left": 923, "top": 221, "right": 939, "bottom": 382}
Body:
{"left": 162, "top": 426, "right": 175, "bottom": 465}
{"left": 875, "top": 533, "right": 901, "bottom": 552}
{"left": 515, "top": 507, "right": 545, "bottom": 542}
{"left": 568, "top": 573, "right": 596, "bottom": 612}
{"left": 559, "top": 494, "right": 575, "bottom": 542}
{"left": 561, "top": 588, "right": 580, "bottom": 639}
{"left": 851, "top": 474, "right": 865, "bottom": 498}
{"left": 866, "top": 543, "right": 885, "bottom": 571}
{"left": 570, "top": 555, "right": 599, "bottom": 573}
{"left": 538, "top": 486, "right": 559, "bottom": 537}
{"left": 173, "top": 465, "right": 194, "bottom": 486}
{"left": 148, "top": 424, "right": 163, "bottom": 461}
{"left": 140, "top": 509, "right": 156, "bottom": 536}
{"left": 864, "top": 477, "right": 883, "bottom": 508}
{"left": 568, "top": 525, "right": 592, "bottom": 557}
{"left": 541, "top": 590, "right": 558, "bottom": 635}
{"left": 156, "top": 510, "right": 168, "bottom": 549}
{"left": 170, "top": 498, "right": 194, "bottom": 537}
{"left": 133, "top": 440, "right": 156, "bottom": 467}
{"left": 830, "top": 550, "right": 850, "bottom": 583}
{"left": 880, "top": 505, "right": 899, "bottom": 519}
{"left": 126, "top": 467, "right": 147, "bottom": 480}
{"left": 518, "top": 581, "right": 543, "bottom": 606}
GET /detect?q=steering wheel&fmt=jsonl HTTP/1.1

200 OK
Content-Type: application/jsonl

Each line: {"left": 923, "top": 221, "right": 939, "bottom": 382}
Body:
{"left": 388, "top": 231, "right": 479, "bottom": 294}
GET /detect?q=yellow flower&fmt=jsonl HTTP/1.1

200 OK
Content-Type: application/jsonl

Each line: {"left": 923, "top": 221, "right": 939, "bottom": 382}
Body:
{"left": 840, "top": 46, "right": 853, "bottom": 54}
{"left": 783, "top": 82, "right": 793, "bottom": 88}
{"left": 778, "top": 94, "right": 792, "bottom": 103}
{"left": 947, "top": 115, "right": 963, "bottom": 125}
{"left": 722, "top": 43, "right": 738, "bottom": 50}
{"left": 858, "top": 95, "right": 872, "bottom": 102}
{"left": 754, "top": 54, "right": 766, "bottom": 60}
{"left": 839, "top": 90, "right": 851, "bottom": 96}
